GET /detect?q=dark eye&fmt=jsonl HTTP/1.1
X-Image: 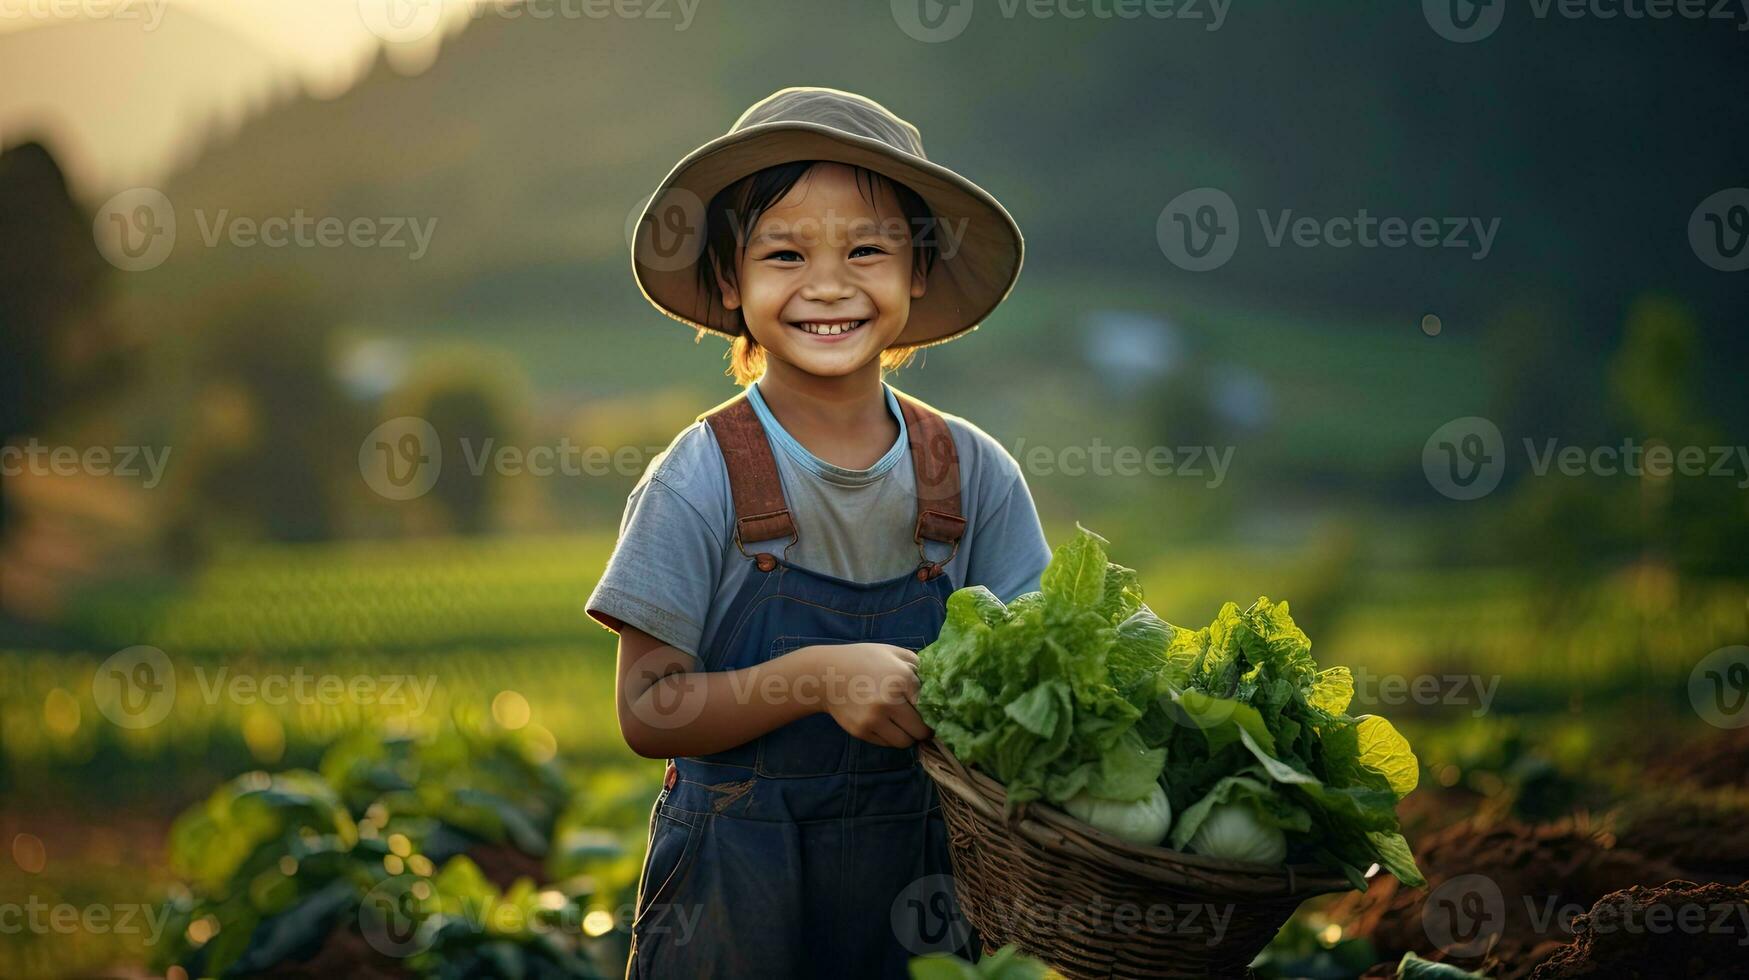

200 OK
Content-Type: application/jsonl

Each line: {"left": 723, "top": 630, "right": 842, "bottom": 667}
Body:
{"left": 850, "top": 245, "right": 888, "bottom": 258}
{"left": 762, "top": 249, "right": 803, "bottom": 263}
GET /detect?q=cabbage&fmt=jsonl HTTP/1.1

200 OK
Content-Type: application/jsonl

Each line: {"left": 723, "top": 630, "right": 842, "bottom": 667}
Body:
{"left": 1188, "top": 803, "right": 1287, "bottom": 864}
{"left": 1061, "top": 783, "right": 1172, "bottom": 846}
{"left": 1172, "top": 770, "right": 1308, "bottom": 865}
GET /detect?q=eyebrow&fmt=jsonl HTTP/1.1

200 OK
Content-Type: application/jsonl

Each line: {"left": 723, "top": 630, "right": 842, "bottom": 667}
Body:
{"left": 749, "top": 222, "right": 909, "bottom": 247}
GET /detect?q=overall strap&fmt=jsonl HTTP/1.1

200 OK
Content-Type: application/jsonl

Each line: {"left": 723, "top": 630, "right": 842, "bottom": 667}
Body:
{"left": 700, "top": 389, "right": 966, "bottom": 580}
{"left": 700, "top": 396, "right": 795, "bottom": 572}
{"left": 895, "top": 393, "right": 966, "bottom": 581}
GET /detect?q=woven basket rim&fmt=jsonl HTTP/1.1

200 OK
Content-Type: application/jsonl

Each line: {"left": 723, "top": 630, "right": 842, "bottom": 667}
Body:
{"left": 920, "top": 738, "right": 1355, "bottom": 897}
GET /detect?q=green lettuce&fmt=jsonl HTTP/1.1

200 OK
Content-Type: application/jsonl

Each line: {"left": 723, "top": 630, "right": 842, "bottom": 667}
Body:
{"left": 1164, "top": 597, "right": 1425, "bottom": 886}
{"left": 917, "top": 525, "right": 1182, "bottom": 806}
{"left": 917, "top": 528, "right": 1425, "bottom": 888}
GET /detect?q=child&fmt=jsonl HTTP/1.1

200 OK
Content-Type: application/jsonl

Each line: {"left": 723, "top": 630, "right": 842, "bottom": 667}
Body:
{"left": 587, "top": 87, "right": 1049, "bottom": 979}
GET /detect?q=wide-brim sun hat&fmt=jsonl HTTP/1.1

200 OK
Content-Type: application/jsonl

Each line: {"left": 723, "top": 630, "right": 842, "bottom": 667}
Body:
{"left": 630, "top": 86, "right": 1024, "bottom": 350}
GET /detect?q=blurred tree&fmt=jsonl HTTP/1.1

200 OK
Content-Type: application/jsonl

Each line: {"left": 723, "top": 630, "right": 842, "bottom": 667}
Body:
{"left": 383, "top": 348, "right": 528, "bottom": 537}
{"left": 0, "top": 141, "right": 132, "bottom": 534}
{"left": 167, "top": 290, "right": 358, "bottom": 552}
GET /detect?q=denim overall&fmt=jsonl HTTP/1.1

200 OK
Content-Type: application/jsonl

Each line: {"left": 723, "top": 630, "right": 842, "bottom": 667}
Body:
{"left": 625, "top": 392, "right": 978, "bottom": 979}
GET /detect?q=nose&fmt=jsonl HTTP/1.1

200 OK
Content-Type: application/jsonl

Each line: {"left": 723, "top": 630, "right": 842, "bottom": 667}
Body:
{"left": 797, "top": 254, "right": 855, "bottom": 303}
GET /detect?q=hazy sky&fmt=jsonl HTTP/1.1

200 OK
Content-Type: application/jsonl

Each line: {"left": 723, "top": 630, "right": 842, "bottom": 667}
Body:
{"left": 0, "top": 0, "right": 499, "bottom": 194}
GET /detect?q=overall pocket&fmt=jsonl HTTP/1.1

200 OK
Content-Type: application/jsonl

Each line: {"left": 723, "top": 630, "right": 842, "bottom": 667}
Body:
{"left": 632, "top": 800, "right": 703, "bottom": 935}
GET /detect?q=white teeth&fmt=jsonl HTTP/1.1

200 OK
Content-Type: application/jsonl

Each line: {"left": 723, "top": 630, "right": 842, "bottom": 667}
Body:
{"left": 796, "top": 320, "right": 864, "bottom": 335}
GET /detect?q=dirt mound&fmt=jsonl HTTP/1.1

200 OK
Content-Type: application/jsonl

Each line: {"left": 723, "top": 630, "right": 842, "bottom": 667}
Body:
{"left": 1328, "top": 816, "right": 1685, "bottom": 980}
{"left": 1605, "top": 788, "right": 1749, "bottom": 880}
{"left": 1640, "top": 726, "right": 1749, "bottom": 791}
{"left": 1530, "top": 880, "right": 1749, "bottom": 980}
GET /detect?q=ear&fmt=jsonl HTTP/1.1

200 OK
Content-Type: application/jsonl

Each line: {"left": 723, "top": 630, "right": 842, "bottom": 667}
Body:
{"left": 910, "top": 257, "right": 929, "bottom": 300}
{"left": 712, "top": 255, "right": 742, "bottom": 311}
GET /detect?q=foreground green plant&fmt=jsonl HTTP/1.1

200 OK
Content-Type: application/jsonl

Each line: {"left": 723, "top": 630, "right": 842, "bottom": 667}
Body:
{"left": 153, "top": 722, "right": 618, "bottom": 978}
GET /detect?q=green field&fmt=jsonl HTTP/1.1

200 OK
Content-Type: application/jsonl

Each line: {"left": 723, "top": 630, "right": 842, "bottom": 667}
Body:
{"left": 1, "top": 532, "right": 1740, "bottom": 978}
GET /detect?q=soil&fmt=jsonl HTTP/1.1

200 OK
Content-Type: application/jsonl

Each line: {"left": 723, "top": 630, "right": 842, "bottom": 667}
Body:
{"left": 1328, "top": 816, "right": 1686, "bottom": 980}
{"left": 1604, "top": 789, "right": 1749, "bottom": 880}
{"left": 1530, "top": 880, "right": 1749, "bottom": 980}
{"left": 1639, "top": 726, "right": 1749, "bottom": 792}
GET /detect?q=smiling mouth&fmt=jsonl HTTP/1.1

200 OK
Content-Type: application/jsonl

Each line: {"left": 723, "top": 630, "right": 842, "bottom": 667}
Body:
{"left": 790, "top": 319, "right": 869, "bottom": 337}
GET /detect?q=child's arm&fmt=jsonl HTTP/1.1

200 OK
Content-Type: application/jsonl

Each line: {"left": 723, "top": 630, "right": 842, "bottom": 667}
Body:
{"left": 614, "top": 624, "right": 932, "bottom": 759}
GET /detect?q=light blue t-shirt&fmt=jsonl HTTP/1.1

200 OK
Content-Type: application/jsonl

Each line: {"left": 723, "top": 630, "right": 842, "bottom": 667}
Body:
{"left": 586, "top": 381, "right": 1052, "bottom": 661}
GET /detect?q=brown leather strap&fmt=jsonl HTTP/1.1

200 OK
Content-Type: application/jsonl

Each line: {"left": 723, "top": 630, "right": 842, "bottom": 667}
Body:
{"left": 701, "top": 389, "right": 965, "bottom": 577}
{"left": 701, "top": 396, "right": 795, "bottom": 568}
{"left": 896, "top": 393, "right": 965, "bottom": 578}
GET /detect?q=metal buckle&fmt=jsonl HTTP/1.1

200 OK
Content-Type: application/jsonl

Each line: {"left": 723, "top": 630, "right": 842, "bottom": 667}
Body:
{"left": 735, "top": 511, "right": 798, "bottom": 561}
{"left": 914, "top": 514, "right": 963, "bottom": 568}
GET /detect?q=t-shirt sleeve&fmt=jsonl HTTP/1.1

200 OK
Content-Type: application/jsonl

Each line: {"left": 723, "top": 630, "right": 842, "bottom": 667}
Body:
{"left": 966, "top": 471, "right": 1052, "bottom": 605}
{"left": 585, "top": 475, "right": 724, "bottom": 661}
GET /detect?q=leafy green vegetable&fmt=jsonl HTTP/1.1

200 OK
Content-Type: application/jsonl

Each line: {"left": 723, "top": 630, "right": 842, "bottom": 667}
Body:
{"left": 918, "top": 524, "right": 1426, "bottom": 888}
{"left": 1169, "top": 770, "right": 1310, "bottom": 857}
{"left": 1163, "top": 597, "right": 1425, "bottom": 886}
{"left": 917, "top": 525, "right": 1183, "bottom": 806}
{"left": 1062, "top": 783, "right": 1173, "bottom": 846}
{"left": 1395, "top": 951, "right": 1494, "bottom": 979}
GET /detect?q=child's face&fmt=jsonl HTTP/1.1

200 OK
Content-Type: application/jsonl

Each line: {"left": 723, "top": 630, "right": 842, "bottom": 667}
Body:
{"left": 716, "top": 162, "right": 927, "bottom": 380}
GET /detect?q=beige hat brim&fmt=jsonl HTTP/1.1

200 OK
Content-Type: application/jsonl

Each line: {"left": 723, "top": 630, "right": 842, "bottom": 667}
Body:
{"left": 631, "top": 121, "right": 1023, "bottom": 349}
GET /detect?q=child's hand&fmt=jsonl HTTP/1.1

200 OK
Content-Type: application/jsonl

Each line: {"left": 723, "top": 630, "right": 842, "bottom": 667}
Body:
{"left": 811, "top": 642, "right": 933, "bottom": 748}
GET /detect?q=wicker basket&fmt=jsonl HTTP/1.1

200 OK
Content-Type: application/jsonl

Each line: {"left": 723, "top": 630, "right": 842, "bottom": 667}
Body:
{"left": 919, "top": 739, "right": 1353, "bottom": 980}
